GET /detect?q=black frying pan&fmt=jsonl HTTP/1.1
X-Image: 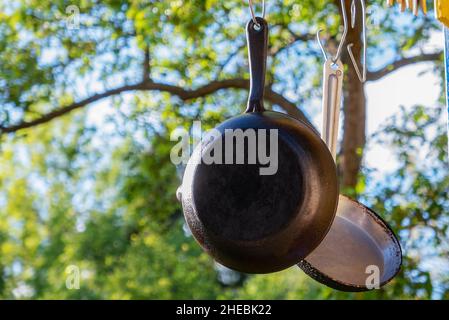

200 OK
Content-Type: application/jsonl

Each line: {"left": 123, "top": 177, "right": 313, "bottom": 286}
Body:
{"left": 177, "top": 17, "right": 339, "bottom": 274}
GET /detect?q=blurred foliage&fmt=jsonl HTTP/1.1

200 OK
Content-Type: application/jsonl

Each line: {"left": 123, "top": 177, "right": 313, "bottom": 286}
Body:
{"left": 0, "top": 0, "right": 447, "bottom": 299}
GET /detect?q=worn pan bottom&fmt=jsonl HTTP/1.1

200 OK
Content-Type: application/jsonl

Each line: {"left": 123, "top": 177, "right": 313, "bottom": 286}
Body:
{"left": 298, "top": 195, "right": 402, "bottom": 292}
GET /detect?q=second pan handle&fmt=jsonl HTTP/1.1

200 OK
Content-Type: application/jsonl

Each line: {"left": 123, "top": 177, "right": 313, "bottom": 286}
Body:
{"left": 321, "top": 59, "right": 344, "bottom": 160}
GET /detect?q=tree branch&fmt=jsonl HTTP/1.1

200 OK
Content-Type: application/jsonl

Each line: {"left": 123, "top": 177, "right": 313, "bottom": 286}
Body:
{"left": 215, "top": 42, "right": 246, "bottom": 78}
{"left": 0, "top": 79, "right": 310, "bottom": 135}
{"left": 367, "top": 52, "right": 443, "bottom": 81}
{"left": 143, "top": 46, "right": 151, "bottom": 81}
{"left": 270, "top": 28, "right": 315, "bottom": 56}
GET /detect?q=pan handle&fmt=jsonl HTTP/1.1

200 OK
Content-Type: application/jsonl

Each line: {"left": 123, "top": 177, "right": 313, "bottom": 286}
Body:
{"left": 246, "top": 17, "right": 268, "bottom": 113}
{"left": 321, "top": 59, "right": 344, "bottom": 160}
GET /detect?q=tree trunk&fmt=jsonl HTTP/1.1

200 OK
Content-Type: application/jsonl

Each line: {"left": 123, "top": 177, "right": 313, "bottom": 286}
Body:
{"left": 339, "top": 0, "right": 367, "bottom": 193}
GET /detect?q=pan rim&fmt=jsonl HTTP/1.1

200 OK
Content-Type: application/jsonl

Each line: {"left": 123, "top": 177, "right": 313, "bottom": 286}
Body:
{"left": 298, "top": 195, "right": 402, "bottom": 292}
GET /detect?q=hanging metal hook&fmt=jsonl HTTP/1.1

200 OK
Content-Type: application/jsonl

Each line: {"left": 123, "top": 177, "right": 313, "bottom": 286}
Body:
{"left": 317, "top": 30, "right": 329, "bottom": 61}
{"left": 317, "top": 0, "right": 349, "bottom": 63}
{"left": 248, "top": 0, "right": 266, "bottom": 27}
{"left": 347, "top": 0, "right": 367, "bottom": 83}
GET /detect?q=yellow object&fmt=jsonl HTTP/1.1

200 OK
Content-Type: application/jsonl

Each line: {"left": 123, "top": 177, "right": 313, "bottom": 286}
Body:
{"left": 420, "top": 0, "right": 427, "bottom": 14}
{"left": 436, "top": 0, "right": 449, "bottom": 27}
{"left": 387, "top": 0, "right": 426, "bottom": 15}
{"left": 401, "top": 0, "right": 407, "bottom": 12}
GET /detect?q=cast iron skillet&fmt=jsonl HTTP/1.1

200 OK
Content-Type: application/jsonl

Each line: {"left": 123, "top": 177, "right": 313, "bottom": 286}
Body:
{"left": 177, "top": 17, "right": 339, "bottom": 274}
